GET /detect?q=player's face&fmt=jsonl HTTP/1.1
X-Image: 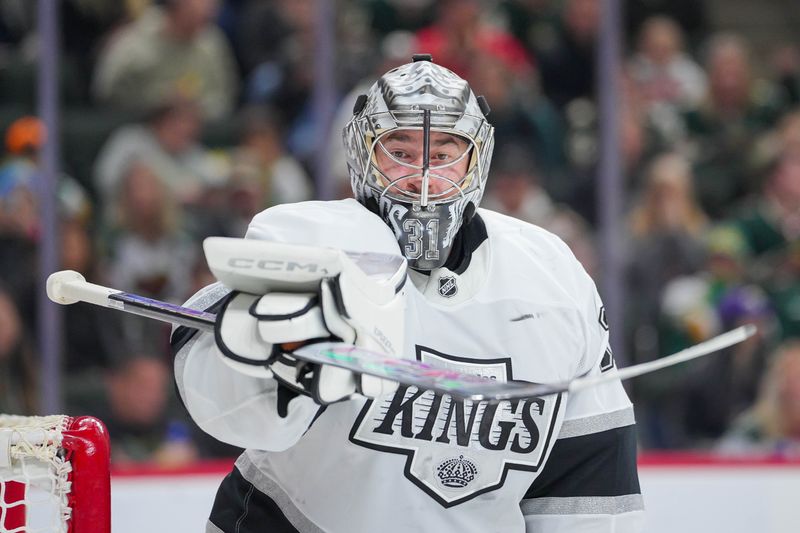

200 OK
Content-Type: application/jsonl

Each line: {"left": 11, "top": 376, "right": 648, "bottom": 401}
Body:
{"left": 374, "top": 130, "right": 471, "bottom": 199}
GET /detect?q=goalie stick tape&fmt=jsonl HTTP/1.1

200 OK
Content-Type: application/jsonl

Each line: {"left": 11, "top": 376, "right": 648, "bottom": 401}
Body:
{"left": 46, "top": 270, "right": 756, "bottom": 402}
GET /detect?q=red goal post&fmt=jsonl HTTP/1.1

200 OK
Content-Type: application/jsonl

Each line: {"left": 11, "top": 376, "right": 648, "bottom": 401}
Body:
{"left": 0, "top": 415, "right": 110, "bottom": 533}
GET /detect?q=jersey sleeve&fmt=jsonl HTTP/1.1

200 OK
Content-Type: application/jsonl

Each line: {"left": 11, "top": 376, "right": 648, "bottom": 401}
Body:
{"left": 521, "top": 240, "right": 644, "bottom": 532}
{"left": 172, "top": 282, "right": 322, "bottom": 451}
{"left": 521, "top": 380, "right": 644, "bottom": 531}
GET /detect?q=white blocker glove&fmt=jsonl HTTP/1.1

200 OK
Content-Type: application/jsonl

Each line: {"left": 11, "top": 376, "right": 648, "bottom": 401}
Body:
{"left": 207, "top": 238, "right": 407, "bottom": 405}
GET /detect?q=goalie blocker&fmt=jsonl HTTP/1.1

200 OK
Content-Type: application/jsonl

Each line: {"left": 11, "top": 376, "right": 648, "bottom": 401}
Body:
{"left": 205, "top": 237, "right": 408, "bottom": 404}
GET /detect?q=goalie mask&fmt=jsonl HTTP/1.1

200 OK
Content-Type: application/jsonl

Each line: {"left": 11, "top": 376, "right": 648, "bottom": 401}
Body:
{"left": 344, "top": 55, "right": 494, "bottom": 271}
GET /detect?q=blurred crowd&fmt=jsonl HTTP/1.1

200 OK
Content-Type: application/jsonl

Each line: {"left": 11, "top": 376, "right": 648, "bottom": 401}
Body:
{"left": 0, "top": 0, "right": 799, "bottom": 465}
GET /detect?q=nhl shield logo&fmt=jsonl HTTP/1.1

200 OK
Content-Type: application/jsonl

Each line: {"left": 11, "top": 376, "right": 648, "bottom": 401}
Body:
{"left": 438, "top": 276, "right": 458, "bottom": 298}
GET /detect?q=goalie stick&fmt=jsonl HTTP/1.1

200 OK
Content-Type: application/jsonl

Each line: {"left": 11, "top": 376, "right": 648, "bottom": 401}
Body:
{"left": 46, "top": 270, "right": 756, "bottom": 402}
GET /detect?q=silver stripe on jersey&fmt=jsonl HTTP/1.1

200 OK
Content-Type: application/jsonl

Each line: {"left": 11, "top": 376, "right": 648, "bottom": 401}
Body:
{"left": 180, "top": 281, "right": 231, "bottom": 316}
{"left": 236, "top": 454, "right": 326, "bottom": 533}
{"left": 521, "top": 494, "right": 645, "bottom": 515}
{"left": 557, "top": 406, "right": 636, "bottom": 439}
{"left": 173, "top": 334, "right": 198, "bottom": 406}
{"left": 173, "top": 282, "right": 233, "bottom": 417}
{"left": 205, "top": 522, "right": 225, "bottom": 533}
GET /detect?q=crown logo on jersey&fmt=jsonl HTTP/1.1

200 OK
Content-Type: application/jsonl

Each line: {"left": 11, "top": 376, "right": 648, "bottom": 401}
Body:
{"left": 435, "top": 454, "right": 478, "bottom": 488}
{"left": 438, "top": 276, "right": 458, "bottom": 298}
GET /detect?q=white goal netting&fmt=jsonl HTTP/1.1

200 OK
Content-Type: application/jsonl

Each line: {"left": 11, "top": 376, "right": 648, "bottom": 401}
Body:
{"left": 0, "top": 415, "right": 108, "bottom": 533}
{"left": 0, "top": 415, "right": 72, "bottom": 533}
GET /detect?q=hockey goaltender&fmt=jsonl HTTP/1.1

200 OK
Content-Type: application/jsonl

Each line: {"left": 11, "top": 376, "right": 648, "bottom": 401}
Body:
{"left": 172, "top": 55, "right": 645, "bottom": 533}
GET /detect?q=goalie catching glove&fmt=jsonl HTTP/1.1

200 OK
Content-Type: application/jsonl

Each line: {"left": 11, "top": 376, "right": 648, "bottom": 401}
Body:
{"left": 207, "top": 238, "right": 407, "bottom": 405}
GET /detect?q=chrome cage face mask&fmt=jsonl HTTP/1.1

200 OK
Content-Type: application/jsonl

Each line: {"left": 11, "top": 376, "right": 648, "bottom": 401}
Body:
{"left": 344, "top": 64, "right": 494, "bottom": 271}
{"left": 372, "top": 123, "right": 476, "bottom": 205}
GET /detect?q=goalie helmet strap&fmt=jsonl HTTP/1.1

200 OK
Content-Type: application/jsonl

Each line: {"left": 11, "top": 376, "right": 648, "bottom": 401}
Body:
{"left": 445, "top": 212, "right": 488, "bottom": 275}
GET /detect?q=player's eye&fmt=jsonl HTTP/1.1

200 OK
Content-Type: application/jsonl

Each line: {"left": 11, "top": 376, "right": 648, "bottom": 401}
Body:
{"left": 390, "top": 150, "right": 410, "bottom": 160}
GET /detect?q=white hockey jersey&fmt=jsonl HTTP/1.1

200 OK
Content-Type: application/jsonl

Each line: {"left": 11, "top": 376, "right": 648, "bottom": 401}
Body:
{"left": 173, "top": 198, "right": 644, "bottom": 533}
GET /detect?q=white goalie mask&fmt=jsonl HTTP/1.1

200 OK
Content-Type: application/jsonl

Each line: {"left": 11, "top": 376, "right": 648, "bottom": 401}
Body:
{"left": 344, "top": 56, "right": 494, "bottom": 270}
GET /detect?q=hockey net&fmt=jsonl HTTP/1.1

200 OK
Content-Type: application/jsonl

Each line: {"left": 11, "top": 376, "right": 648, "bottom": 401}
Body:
{"left": 0, "top": 415, "right": 110, "bottom": 533}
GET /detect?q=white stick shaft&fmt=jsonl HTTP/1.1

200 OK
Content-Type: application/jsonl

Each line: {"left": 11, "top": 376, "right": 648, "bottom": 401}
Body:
{"left": 62, "top": 279, "right": 119, "bottom": 307}
{"left": 47, "top": 270, "right": 217, "bottom": 331}
{"left": 568, "top": 324, "right": 757, "bottom": 393}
